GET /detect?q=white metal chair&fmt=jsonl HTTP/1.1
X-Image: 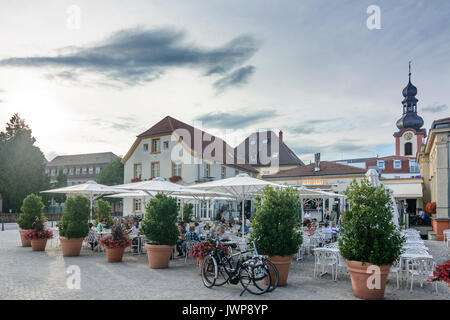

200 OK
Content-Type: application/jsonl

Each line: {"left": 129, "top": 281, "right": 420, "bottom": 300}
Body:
{"left": 405, "top": 257, "right": 437, "bottom": 293}
{"left": 403, "top": 248, "right": 429, "bottom": 256}
{"left": 313, "top": 248, "right": 337, "bottom": 280}
{"left": 184, "top": 240, "right": 199, "bottom": 264}
{"left": 443, "top": 229, "right": 450, "bottom": 247}
{"left": 334, "top": 252, "right": 348, "bottom": 280}
{"left": 389, "top": 259, "right": 402, "bottom": 289}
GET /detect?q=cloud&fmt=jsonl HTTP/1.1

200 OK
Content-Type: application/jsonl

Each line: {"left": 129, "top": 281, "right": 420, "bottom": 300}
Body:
{"left": 196, "top": 110, "right": 275, "bottom": 129}
{"left": 291, "top": 139, "right": 373, "bottom": 156}
{"left": 77, "top": 116, "right": 146, "bottom": 132}
{"left": 0, "top": 27, "right": 259, "bottom": 88}
{"left": 422, "top": 103, "right": 448, "bottom": 113}
{"left": 286, "top": 117, "right": 344, "bottom": 135}
{"left": 213, "top": 65, "right": 255, "bottom": 92}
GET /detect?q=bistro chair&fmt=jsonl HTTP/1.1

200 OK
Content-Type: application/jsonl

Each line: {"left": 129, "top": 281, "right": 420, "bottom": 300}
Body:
{"left": 389, "top": 259, "right": 402, "bottom": 289}
{"left": 313, "top": 248, "right": 337, "bottom": 280}
{"left": 184, "top": 240, "right": 199, "bottom": 264}
{"left": 406, "top": 257, "right": 437, "bottom": 293}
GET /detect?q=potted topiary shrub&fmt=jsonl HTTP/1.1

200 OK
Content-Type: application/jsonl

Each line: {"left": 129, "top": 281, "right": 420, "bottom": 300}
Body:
{"left": 249, "top": 186, "right": 303, "bottom": 286}
{"left": 57, "top": 195, "right": 90, "bottom": 257}
{"left": 17, "top": 194, "right": 46, "bottom": 247}
{"left": 99, "top": 224, "right": 132, "bottom": 262}
{"left": 25, "top": 216, "right": 54, "bottom": 251}
{"left": 140, "top": 193, "right": 178, "bottom": 269}
{"left": 94, "top": 199, "right": 114, "bottom": 226}
{"left": 339, "top": 179, "right": 404, "bottom": 300}
{"left": 182, "top": 203, "right": 194, "bottom": 223}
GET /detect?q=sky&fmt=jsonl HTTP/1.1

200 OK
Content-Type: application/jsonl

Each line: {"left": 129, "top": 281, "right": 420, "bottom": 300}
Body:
{"left": 0, "top": 0, "right": 449, "bottom": 164}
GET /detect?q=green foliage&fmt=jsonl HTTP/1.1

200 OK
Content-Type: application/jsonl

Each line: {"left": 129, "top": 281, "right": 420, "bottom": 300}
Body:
{"left": 249, "top": 186, "right": 303, "bottom": 257}
{"left": 338, "top": 179, "right": 405, "bottom": 266}
{"left": 0, "top": 114, "right": 50, "bottom": 212}
{"left": 182, "top": 203, "right": 194, "bottom": 223}
{"left": 140, "top": 193, "right": 178, "bottom": 246}
{"left": 17, "top": 194, "right": 45, "bottom": 229}
{"left": 94, "top": 198, "right": 113, "bottom": 226}
{"left": 57, "top": 195, "right": 90, "bottom": 239}
{"left": 96, "top": 158, "right": 124, "bottom": 186}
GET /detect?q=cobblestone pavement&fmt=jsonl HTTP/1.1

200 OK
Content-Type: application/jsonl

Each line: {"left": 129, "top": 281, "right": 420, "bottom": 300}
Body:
{"left": 0, "top": 227, "right": 449, "bottom": 300}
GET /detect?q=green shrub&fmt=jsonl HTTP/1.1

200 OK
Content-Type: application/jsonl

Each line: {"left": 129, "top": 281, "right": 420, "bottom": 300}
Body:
{"left": 17, "top": 194, "right": 45, "bottom": 229}
{"left": 57, "top": 195, "right": 90, "bottom": 239}
{"left": 94, "top": 199, "right": 113, "bottom": 226}
{"left": 249, "top": 186, "right": 303, "bottom": 257}
{"left": 140, "top": 193, "right": 178, "bottom": 246}
{"left": 182, "top": 203, "right": 194, "bottom": 223}
{"left": 339, "top": 179, "right": 405, "bottom": 266}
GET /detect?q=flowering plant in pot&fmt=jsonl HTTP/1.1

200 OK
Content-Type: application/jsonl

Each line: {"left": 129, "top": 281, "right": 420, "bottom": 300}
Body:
{"left": 140, "top": 193, "right": 179, "bottom": 269}
{"left": 339, "top": 179, "right": 404, "bottom": 300}
{"left": 429, "top": 260, "right": 450, "bottom": 288}
{"left": 249, "top": 186, "right": 303, "bottom": 286}
{"left": 24, "top": 216, "right": 54, "bottom": 251}
{"left": 99, "top": 224, "right": 132, "bottom": 262}
{"left": 169, "top": 175, "right": 182, "bottom": 183}
{"left": 57, "top": 195, "right": 90, "bottom": 257}
{"left": 17, "top": 194, "right": 46, "bottom": 247}
{"left": 190, "top": 240, "right": 230, "bottom": 271}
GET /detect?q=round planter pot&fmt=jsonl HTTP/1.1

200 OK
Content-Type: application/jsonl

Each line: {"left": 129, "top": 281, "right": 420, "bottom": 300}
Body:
{"left": 60, "top": 237, "right": 83, "bottom": 257}
{"left": 31, "top": 239, "right": 48, "bottom": 251}
{"left": 19, "top": 229, "right": 32, "bottom": 247}
{"left": 346, "top": 260, "right": 391, "bottom": 300}
{"left": 106, "top": 247, "right": 125, "bottom": 262}
{"left": 268, "top": 255, "right": 294, "bottom": 286}
{"left": 145, "top": 244, "right": 174, "bottom": 269}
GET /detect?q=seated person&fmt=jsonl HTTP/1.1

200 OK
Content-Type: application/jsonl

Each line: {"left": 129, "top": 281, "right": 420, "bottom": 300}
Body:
{"left": 130, "top": 222, "right": 139, "bottom": 236}
{"left": 194, "top": 222, "right": 204, "bottom": 238}
{"left": 185, "top": 226, "right": 200, "bottom": 242}
{"left": 96, "top": 219, "right": 103, "bottom": 233}
{"left": 203, "top": 221, "right": 211, "bottom": 232}
{"left": 218, "top": 226, "right": 231, "bottom": 241}
{"left": 303, "top": 211, "right": 312, "bottom": 226}
{"left": 311, "top": 218, "right": 317, "bottom": 229}
{"left": 418, "top": 208, "right": 430, "bottom": 225}
{"left": 85, "top": 223, "right": 98, "bottom": 250}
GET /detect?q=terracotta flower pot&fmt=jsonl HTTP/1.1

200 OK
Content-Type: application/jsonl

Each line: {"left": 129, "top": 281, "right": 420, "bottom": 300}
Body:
{"left": 19, "top": 229, "right": 32, "bottom": 247}
{"left": 268, "top": 255, "right": 294, "bottom": 286}
{"left": 60, "top": 237, "right": 84, "bottom": 257}
{"left": 145, "top": 244, "right": 174, "bottom": 269}
{"left": 346, "top": 260, "right": 391, "bottom": 300}
{"left": 106, "top": 247, "right": 125, "bottom": 262}
{"left": 31, "top": 239, "right": 48, "bottom": 251}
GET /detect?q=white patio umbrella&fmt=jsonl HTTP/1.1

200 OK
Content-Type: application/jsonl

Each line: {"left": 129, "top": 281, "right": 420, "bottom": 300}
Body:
{"left": 188, "top": 173, "right": 286, "bottom": 241}
{"left": 295, "top": 186, "right": 345, "bottom": 222}
{"left": 41, "top": 180, "right": 125, "bottom": 220}
{"left": 365, "top": 169, "right": 400, "bottom": 227}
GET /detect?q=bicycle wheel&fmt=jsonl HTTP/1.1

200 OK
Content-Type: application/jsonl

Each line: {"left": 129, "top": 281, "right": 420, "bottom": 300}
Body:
{"left": 213, "top": 263, "right": 230, "bottom": 286}
{"left": 201, "top": 255, "right": 217, "bottom": 288}
{"left": 239, "top": 263, "right": 272, "bottom": 295}
{"left": 264, "top": 259, "right": 279, "bottom": 292}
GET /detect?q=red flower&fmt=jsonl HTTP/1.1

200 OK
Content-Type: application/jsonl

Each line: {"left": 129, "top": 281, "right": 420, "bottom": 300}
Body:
{"left": 189, "top": 240, "right": 230, "bottom": 259}
{"left": 99, "top": 236, "right": 132, "bottom": 249}
{"left": 429, "top": 260, "right": 450, "bottom": 284}
{"left": 24, "top": 229, "right": 54, "bottom": 240}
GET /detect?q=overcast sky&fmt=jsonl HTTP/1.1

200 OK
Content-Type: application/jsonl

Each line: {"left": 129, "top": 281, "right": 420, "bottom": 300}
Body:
{"left": 0, "top": 0, "right": 449, "bottom": 163}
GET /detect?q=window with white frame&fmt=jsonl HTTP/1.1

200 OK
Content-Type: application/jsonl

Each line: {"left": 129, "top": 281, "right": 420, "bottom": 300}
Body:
{"left": 95, "top": 167, "right": 100, "bottom": 174}
{"left": 82, "top": 167, "right": 87, "bottom": 174}
{"left": 377, "top": 160, "right": 385, "bottom": 170}
{"left": 69, "top": 168, "right": 74, "bottom": 175}
{"left": 163, "top": 141, "right": 169, "bottom": 150}
{"left": 409, "top": 160, "right": 420, "bottom": 173}
{"left": 151, "top": 162, "right": 160, "bottom": 178}
{"left": 133, "top": 199, "right": 142, "bottom": 212}
{"left": 393, "top": 160, "right": 402, "bottom": 169}
{"left": 89, "top": 167, "right": 93, "bottom": 174}
{"left": 172, "top": 161, "right": 181, "bottom": 176}
{"left": 134, "top": 163, "right": 142, "bottom": 179}
{"left": 75, "top": 167, "right": 80, "bottom": 175}
{"left": 152, "top": 138, "right": 160, "bottom": 153}
{"left": 63, "top": 168, "right": 68, "bottom": 174}
{"left": 143, "top": 143, "right": 149, "bottom": 152}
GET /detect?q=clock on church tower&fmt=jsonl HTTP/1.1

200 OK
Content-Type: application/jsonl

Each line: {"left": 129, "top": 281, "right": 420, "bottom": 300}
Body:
{"left": 393, "top": 64, "right": 427, "bottom": 157}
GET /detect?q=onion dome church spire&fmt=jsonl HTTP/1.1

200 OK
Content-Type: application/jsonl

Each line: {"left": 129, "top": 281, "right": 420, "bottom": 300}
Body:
{"left": 396, "top": 61, "right": 424, "bottom": 131}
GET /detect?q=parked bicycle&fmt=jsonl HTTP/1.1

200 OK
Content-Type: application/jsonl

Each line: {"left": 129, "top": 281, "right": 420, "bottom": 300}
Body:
{"left": 200, "top": 238, "right": 278, "bottom": 295}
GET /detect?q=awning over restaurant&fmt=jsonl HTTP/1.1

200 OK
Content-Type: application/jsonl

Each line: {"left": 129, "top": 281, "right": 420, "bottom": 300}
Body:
{"left": 382, "top": 180, "right": 423, "bottom": 198}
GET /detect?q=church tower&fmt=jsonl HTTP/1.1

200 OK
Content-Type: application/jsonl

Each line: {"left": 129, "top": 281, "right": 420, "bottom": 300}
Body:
{"left": 393, "top": 63, "right": 426, "bottom": 156}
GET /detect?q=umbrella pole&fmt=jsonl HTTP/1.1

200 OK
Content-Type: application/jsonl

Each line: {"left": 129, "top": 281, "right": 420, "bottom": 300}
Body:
{"left": 242, "top": 199, "right": 245, "bottom": 242}
{"left": 90, "top": 196, "right": 93, "bottom": 222}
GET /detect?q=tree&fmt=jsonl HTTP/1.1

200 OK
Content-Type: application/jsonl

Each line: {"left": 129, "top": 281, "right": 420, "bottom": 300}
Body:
{"left": 182, "top": 203, "right": 194, "bottom": 223}
{"left": 52, "top": 166, "right": 67, "bottom": 204}
{"left": 0, "top": 114, "right": 50, "bottom": 212}
{"left": 94, "top": 198, "right": 113, "bottom": 226}
{"left": 57, "top": 195, "right": 90, "bottom": 239}
{"left": 96, "top": 157, "right": 124, "bottom": 186}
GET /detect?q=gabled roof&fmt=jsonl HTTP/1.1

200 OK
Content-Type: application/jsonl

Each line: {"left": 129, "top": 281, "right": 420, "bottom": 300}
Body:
{"left": 127, "top": 116, "right": 258, "bottom": 173}
{"left": 47, "top": 152, "right": 119, "bottom": 167}
{"left": 263, "top": 161, "right": 366, "bottom": 179}
{"left": 235, "top": 131, "right": 304, "bottom": 167}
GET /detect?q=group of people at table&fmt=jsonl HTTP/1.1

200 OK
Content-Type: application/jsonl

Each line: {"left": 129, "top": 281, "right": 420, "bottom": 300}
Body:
{"left": 85, "top": 218, "right": 141, "bottom": 251}
{"left": 175, "top": 215, "right": 251, "bottom": 257}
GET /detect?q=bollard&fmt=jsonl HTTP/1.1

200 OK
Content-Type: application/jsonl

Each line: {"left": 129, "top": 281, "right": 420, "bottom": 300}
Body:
{"left": 1, "top": 221, "right": 4, "bottom": 231}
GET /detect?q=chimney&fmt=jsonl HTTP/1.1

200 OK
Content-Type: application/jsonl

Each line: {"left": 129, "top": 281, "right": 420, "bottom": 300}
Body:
{"left": 279, "top": 130, "right": 283, "bottom": 143}
{"left": 314, "top": 153, "right": 321, "bottom": 172}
